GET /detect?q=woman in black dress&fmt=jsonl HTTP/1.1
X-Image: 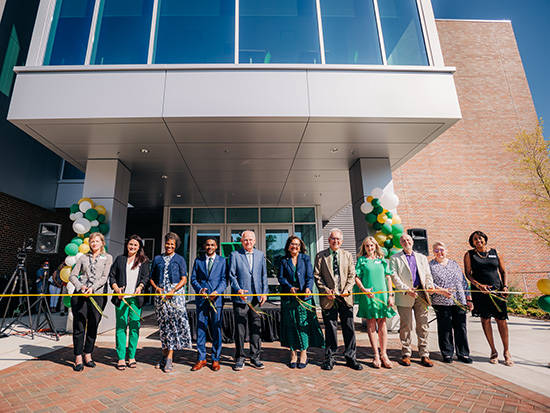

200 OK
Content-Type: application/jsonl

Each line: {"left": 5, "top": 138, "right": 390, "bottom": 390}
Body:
{"left": 464, "top": 231, "right": 513, "bottom": 366}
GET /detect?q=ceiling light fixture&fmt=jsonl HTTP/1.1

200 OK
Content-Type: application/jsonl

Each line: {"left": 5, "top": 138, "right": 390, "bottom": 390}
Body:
{"left": 140, "top": 148, "right": 149, "bottom": 154}
{"left": 161, "top": 175, "right": 168, "bottom": 179}
{"left": 176, "top": 194, "right": 182, "bottom": 198}
{"left": 330, "top": 147, "right": 339, "bottom": 153}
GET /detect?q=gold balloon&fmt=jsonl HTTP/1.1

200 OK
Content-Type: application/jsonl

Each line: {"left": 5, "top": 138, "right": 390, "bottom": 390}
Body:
{"left": 78, "top": 197, "right": 95, "bottom": 207}
{"left": 374, "top": 232, "right": 387, "bottom": 246}
{"left": 60, "top": 266, "right": 71, "bottom": 283}
{"left": 537, "top": 279, "right": 550, "bottom": 295}
{"left": 83, "top": 237, "right": 89, "bottom": 245}
{"left": 79, "top": 243, "right": 90, "bottom": 254}
{"left": 366, "top": 196, "right": 373, "bottom": 203}
{"left": 95, "top": 205, "right": 106, "bottom": 215}
{"left": 377, "top": 213, "right": 387, "bottom": 223}
{"left": 392, "top": 214, "right": 402, "bottom": 225}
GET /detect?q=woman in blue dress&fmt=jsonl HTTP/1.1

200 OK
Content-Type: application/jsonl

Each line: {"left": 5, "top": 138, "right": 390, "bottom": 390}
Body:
{"left": 355, "top": 236, "right": 396, "bottom": 368}
{"left": 150, "top": 232, "right": 192, "bottom": 373}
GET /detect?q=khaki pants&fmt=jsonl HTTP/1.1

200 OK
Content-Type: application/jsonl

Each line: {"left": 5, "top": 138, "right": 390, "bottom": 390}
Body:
{"left": 397, "top": 297, "right": 430, "bottom": 358}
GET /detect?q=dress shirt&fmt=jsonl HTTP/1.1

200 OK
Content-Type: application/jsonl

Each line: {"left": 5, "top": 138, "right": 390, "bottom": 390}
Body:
{"left": 405, "top": 253, "right": 420, "bottom": 288}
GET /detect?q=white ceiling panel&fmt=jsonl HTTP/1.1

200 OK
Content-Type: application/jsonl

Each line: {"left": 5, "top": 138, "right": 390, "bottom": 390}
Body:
{"left": 194, "top": 169, "right": 289, "bottom": 183}
{"left": 297, "top": 142, "right": 418, "bottom": 159}
{"left": 185, "top": 158, "right": 294, "bottom": 171}
{"left": 287, "top": 170, "right": 349, "bottom": 182}
{"left": 177, "top": 143, "right": 299, "bottom": 159}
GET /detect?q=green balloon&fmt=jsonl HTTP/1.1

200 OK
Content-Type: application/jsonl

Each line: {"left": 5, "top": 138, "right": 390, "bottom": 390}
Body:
{"left": 392, "top": 224, "right": 404, "bottom": 235}
{"left": 384, "top": 239, "right": 393, "bottom": 249}
{"left": 63, "top": 296, "right": 71, "bottom": 308}
{"left": 371, "top": 198, "right": 381, "bottom": 207}
{"left": 70, "top": 203, "right": 80, "bottom": 213}
{"left": 85, "top": 208, "right": 99, "bottom": 221}
{"left": 65, "top": 243, "right": 79, "bottom": 256}
{"left": 84, "top": 232, "right": 91, "bottom": 238}
{"left": 537, "top": 296, "right": 550, "bottom": 313}
{"left": 99, "top": 223, "right": 110, "bottom": 234}
{"left": 388, "top": 249, "right": 398, "bottom": 258}
{"left": 373, "top": 222, "right": 383, "bottom": 231}
{"left": 373, "top": 206, "right": 384, "bottom": 214}
{"left": 365, "top": 212, "right": 377, "bottom": 224}
{"left": 380, "top": 247, "right": 388, "bottom": 257}
{"left": 393, "top": 233, "right": 403, "bottom": 249}
{"left": 386, "top": 211, "right": 393, "bottom": 219}
{"left": 90, "top": 226, "right": 100, "bottom": 234}
{"left": 97, "top": 214, "right": 106, "bottom": 223}
{"left": 381, "top": 223, "right": 392, "bottom": 235}
{"left": 71, "top": 237, "right": 83, "bottom": 246}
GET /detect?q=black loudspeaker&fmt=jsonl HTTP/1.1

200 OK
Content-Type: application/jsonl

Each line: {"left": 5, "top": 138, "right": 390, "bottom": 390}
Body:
{"left": 407, "top": 228, "right": 429, "bottom": 256}
{"left": 36, "top": 223, "right": 62, "bottom": 254}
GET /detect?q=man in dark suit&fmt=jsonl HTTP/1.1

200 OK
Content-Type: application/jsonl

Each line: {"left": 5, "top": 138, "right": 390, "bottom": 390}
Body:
{"left": 314, "top": 228, "right": 362, "bottom": 371}
{"left": 190, "top": 237, "right": 227, "bottom": 371}
{"left": 228, "top": 230, "right": 268, "bottom": 371}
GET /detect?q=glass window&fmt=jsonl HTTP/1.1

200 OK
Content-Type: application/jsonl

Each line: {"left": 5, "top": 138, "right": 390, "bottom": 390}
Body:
{"left": 154, "top": 0, "right": 235, "bottom": 63}
{"left": 294, "top": 207, "right": 315, "bottom": 223}
{"left": 295, "top": 224, "right": 317, "bottom": 258}
{"left": 261, "top": 207, "right": 292, "bottom": 223}
{"left": 378, "top": 0, "right": 428, "bottom": 65}
{"left": 227, "top": 208, "right": 259, "bottom": 223}
{"left": 320, "top": 0, "right": 382, "bottom": 64}
{"left": 170, "top": 208, "right": 191, "bottom": 223}
{"left": 44, "top": 0, "right": 95, "bottom": 65}
{"left": 91, "top": 0, "right": 154, "bottom": 64}
{"left": 239, "top": 0, "right": 320, "bottom": 64}
{"left": 193, "top": 208, "right": 225, "bottom": 223}
{"left": 169, "top": 225, "right": 190, "bottom": 269}
{"left": 61, "top": 160, "right": 85, "bottom": 180}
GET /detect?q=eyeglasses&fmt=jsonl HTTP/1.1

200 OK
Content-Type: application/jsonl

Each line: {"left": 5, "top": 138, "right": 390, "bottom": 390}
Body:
{"left": 289, "top": 243, "right": 301, "bottom": 247}
{"left": 434, "top": 249, "right": 445, "bottom": 253}
{"left": 329, "top": 237, "right": 342, "bottom": 241}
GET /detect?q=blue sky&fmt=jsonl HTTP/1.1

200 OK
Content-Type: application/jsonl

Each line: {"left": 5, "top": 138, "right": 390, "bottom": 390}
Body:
{"left": 432, "top": 0, "right": 549, "bottom": 131}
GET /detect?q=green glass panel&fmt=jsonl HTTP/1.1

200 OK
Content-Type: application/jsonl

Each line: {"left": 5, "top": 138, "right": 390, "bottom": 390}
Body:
{"left": 227, "top": 208, "right": 259, "bottom": 223}
{"left": 294, "top": 207, "right": 315, "bottom": 222}
{"left": 193, "top": 208, "right": 225, "bottom": 223}
{"left": 261, "top": 207, "right": 292, "bottom": 223}
{"left": 168, "top": 225, "right": 190, "bottom": 270}
{"left": 170, "top": 208, "right": 191, "bottom": 223}
{"left": 295, "top": 224, "right": 317, "bottom": 259}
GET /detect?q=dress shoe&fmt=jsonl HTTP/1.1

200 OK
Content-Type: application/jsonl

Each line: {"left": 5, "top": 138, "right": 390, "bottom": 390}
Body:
{"left": 458, "top": 356, "right": 473, "bottom": 364}
{"left": 421, "top": 356, "right": 434, "bottom": 367}
{"left": 321, "top": 358, "right": 334, "bottom": 370}
{"left": 73, "top": 363, "right": 84, "bottom": 372}
{"left": 297, "top": 359, "right": 308, "bottom": 369}
{"left": 84, "top": 360, "right": 96, "bottom": 368}
{"left": 401, "top": 356, "right": 411, "bottom": 366}
{"left": 191, "top": 360, "right": 207, "bottom": 371}
{"left": 212, "top": 361, "right": 221, "bottom": 371}
{"left": 250, "top": 359, "right": 265, "bottom": 369}
{"left": 442, "top": 356, "right": 453, "bottom": 364}
{"left": 345, "top": 359, "right": 363, "bottom": 371}
{"left": 289, "top": 361, "right": 297, "bottom": 369}
{"left": 233, "top": 360, "right": 244, "bottom": 371}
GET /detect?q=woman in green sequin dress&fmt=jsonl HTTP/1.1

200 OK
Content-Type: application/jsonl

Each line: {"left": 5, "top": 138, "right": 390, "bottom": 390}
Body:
{"left": 355, "top": 236, "right": 396, "bottom": 368}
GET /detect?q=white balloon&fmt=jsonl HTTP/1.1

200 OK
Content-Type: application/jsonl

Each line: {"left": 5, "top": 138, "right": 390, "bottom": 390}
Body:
{"left": 385, "top": 218, "right": 393, "bottom": 226}
{"left": 382, "top": 193, "right": 400, "bottom": 210}
{"left": 79, "top": 201, "right": 92, "bottom": 213}
{"left": 69, "top": 213, "right": 76, "bottom": 221}
{"left": 76, "top": 252, "right": 84, "bottom": 261}
{"left": 65, "top": 255, "right": 77, "bottom": 266}
{"left": 371, "top": 187, "right": 384, "bottom": 199}
{"left": 360, "top": 202, "right": 374, "bottom": 214}
{"left": 74, "top": 211, "right": 83, "bottom": 220}
{"left": 73, "top": 218, "right": 92, "bottom": 234}
{"left": 90, "top": 220, "right": 99, "bottom": 227}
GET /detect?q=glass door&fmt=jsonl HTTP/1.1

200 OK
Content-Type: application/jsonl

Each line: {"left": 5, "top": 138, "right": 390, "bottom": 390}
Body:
{"left": 261, "top": 225, "right": 292, "bottom": 300}
{"left": 190, "top": 226, "right": 224, "bottom": 296}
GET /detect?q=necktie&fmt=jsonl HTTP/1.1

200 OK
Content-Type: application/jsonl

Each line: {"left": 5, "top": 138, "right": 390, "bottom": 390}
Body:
{"left": 333, "top": 250, "right": 341, "bottom": 294}
{"left": 208, "top": 257, "right": 213, "bottom": 274}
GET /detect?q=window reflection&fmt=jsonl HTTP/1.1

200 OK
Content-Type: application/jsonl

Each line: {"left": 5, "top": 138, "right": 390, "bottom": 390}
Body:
{"left": 239, "top": 0, "right": 320, "bottom": 64}
{"left": 320, "top": 0, "right": 382, "bottom": 64}
{"left": 44, "top": 0, "right": 95, "bottom": 65}
{"left": 91, "top": 0, "right": 154, "bottom": 64}
{"left": 154, "top": 0, "right": 235, "bottom": 63}
{"left": 378, "top": 0, "right": 428, "bottom": 65}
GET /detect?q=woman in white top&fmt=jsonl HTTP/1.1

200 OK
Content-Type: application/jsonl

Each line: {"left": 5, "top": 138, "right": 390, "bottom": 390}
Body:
{"left": 109, "top": 235, "right": 150, "bottom": 370}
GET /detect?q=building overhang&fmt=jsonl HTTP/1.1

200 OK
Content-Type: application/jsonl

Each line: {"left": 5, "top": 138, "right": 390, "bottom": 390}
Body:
{"left": 8, "top": 65, "right": 461, "bottom": 220}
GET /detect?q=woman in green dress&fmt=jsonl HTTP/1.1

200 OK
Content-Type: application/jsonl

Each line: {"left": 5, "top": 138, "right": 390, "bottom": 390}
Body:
{"left": 355, "top": 236, "right": 396, "bottom": 368}
{"left": 278, "top": 236, "right": 325, "bottom": 369}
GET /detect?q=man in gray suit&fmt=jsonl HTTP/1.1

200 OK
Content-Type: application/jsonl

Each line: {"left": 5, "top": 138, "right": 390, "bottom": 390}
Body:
{"left": 228, "top": 230, "right": 268, "bottom": 371}
{"left": 390, "top": 234, "right": 435, "bottom": 367}
{"left": 314, "top": 228, "right": 362, "bottom": 371}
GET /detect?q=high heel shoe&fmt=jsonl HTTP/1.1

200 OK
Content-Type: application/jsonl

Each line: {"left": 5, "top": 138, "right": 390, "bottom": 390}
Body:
{"left": 372, "top": 355, "right": 381, "bottom": 369}
{"left": 503, "top": 352, "right": 514, "bottom": 366}
{"left": 381, "top": 355, "right": 393, "bottom": 369}
{"left": 297, "top": 359, "right": 308, "bottom": 369}
{"left": 73, "top": 363, "right": 83, "bottom": 372}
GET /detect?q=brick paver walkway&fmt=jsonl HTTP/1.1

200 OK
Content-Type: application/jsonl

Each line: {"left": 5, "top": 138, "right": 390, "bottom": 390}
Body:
{"left": 1, "top": 315, "right": 549, "bottom": 412}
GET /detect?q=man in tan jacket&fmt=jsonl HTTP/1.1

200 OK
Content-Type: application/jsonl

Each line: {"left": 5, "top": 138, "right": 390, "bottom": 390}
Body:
{"left": 390, "top": 234, "right": 435, "bottom": 367}
{"left": 314, "top": 229, "right": 362, "bottom": 371}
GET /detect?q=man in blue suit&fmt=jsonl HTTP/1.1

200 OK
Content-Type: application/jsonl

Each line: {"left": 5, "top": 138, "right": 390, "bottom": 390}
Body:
{"left": 190, "top": 237, "right": 227, "bottom": 371}
{"left": 228, "top": 230, "right": 268, "bottom": 371}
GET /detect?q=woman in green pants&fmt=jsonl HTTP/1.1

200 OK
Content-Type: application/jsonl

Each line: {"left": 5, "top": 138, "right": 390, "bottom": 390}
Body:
{"left": 110, "top": 235, "right": 150, "bottom": 370}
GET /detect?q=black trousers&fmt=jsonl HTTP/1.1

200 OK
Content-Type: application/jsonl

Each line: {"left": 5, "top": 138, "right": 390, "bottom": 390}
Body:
{"left": 433, "top": 305, "right": 470, "bottom": 359}
{"left": 233, "top": 299, "right": 262, "bottom": 362}
{"left": 321, "top": 298, "right": 356, "bottom": 361}
{"left": 71, "top": 295, "right": 105, "bottom": 356}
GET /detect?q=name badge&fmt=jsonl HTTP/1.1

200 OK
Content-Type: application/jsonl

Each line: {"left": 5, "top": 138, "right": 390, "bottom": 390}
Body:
{"left": 374, "top": 260, "right": 381, "bottom": 264}
{"left": 488, "top": 255, "right": 497, "bottom": 258}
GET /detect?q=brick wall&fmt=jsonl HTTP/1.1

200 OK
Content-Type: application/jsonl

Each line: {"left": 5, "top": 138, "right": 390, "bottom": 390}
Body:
{"left": 0, "top": 191, "right": 74, "bottom": 291}
{"left": 393, "top": 20, "right": 550, "bottom": 294}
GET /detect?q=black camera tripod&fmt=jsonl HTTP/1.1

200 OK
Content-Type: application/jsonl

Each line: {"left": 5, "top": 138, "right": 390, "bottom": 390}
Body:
{"left": 0, "top": 239, "right": 59, "bottom": 340}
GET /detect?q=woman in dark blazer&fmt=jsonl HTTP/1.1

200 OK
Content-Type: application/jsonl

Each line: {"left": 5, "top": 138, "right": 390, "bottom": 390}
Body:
{"left": 110, "top": 235, "right": 150, "bottom": 370}
{"left": 278, "top": 236, "right": 324, "bottom": 369}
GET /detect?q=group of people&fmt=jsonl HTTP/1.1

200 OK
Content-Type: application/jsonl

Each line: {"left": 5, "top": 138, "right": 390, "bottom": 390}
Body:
{"left": 66, "top": 228, "right": 513, "bottom": 373}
